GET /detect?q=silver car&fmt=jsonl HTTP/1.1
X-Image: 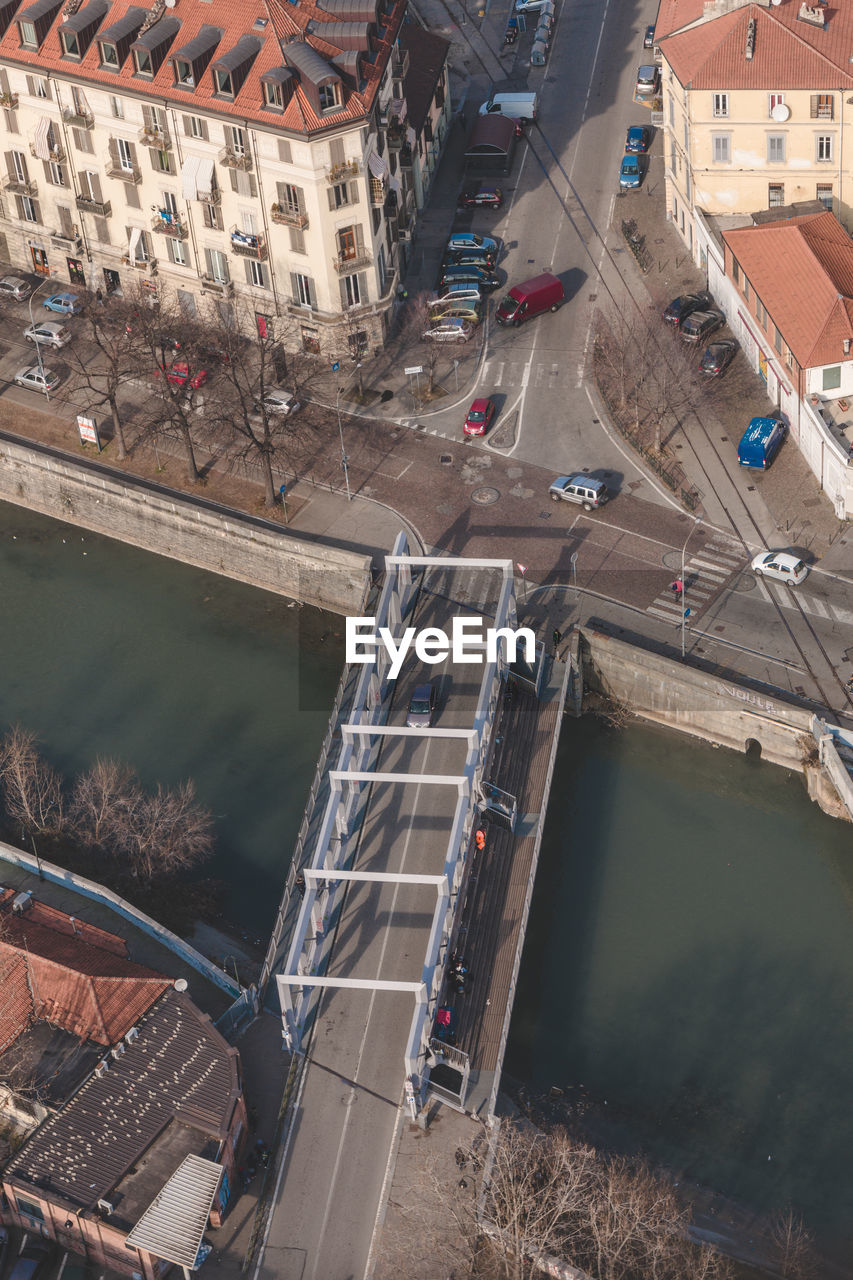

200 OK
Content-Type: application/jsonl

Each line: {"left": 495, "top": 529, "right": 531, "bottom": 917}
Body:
{"left": 14, "top": 365, "right": 61, "bottom": 393}
{"left": 423, "top": 319, "right": 473, "bottom": 343}
{"left": 258, "top": 388, "right": 300, "bottom": 415}
{"left": 24, "top": 321, "right": 72, "bottom": 349}
{"left": 0, "top": 274, "right": 32, "bottom": 300}
{"left": 636, "top": 64, "right": 660, "bottom": 95}
{"left": 406, "top": 683, "right": 436, "bottom": 728}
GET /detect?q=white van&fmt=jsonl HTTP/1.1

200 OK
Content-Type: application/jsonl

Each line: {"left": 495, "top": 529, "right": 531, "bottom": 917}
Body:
{"left": 478, "top": 91, "right": 538, "bottom": 123}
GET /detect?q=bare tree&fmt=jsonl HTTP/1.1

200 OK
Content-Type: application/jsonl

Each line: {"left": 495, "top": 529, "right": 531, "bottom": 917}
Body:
{"left": 768, "top": 1208, "right": 817, "bottom": 1280}
{"left": 402, "top": 293, "right": 449, "bottom": 395}
{"left": 63, "top": 291, "right": 139, "bottom": 458}
{"left": 68, "top": 757, "right": 139, "bottom": 851}
{"left": 336, "top": 306, "right": 371, "bottom": 399}
{"left": 111, "top": 779, "right": 213, "bottom": 884}
{"left": 0, "top": 726, "right": 64, "bottom": 837}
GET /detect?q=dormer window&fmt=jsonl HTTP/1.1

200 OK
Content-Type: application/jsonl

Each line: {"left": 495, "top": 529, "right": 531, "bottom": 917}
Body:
{"left": 264, "top": 81, "right": 282, "bottom": 108}
{"left": 134, "top": 45, "right": 152, "bottom": 74}
{"left": 19, "top": 19, "right": 36, "bottom": 45}
{"left": 59, "top": 0, "right": 109, "bottom": 62}
{"left": 99, "top": 39, "right": 118, "bottom": 67}
{"left": 171, "top": 26, "right": 223, "bottom": 92}
{"left": 61, "top": 29, "right": 79, "bottom": 55}
{"left": 131, "top": 15, "right": 181, "bottom": 79}
{"left": 174, "top": 57, "right": 193, "bottom": 86}
{"left": 213, "top": 68, "right": 232, "bottom": 97}
{"left": 210, "top": 34, "right": 260, "bottom": 101}
{"left": 319, "top": 82, "right": 341, "bottom": 112}
{"left": 17, "top": 0, "right": 63, "bottom": 49}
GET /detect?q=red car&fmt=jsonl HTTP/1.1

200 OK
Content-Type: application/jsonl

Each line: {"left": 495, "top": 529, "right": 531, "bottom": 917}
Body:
{"left": 464, "top": 397, "right": 496, "bottom": 437}
{"left": 457, "top": 187, "right": 503, "bottom": 209}
{"left": 155, "top": 361, "right": 209, "bottom": 389}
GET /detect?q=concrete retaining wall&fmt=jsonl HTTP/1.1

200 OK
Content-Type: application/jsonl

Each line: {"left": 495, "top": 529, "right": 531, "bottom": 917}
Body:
{"left": 0, "top": 432, "right": 370, "bottom": 616}
{"left": 581, "top": 628, "right": 813, "bottom": 770}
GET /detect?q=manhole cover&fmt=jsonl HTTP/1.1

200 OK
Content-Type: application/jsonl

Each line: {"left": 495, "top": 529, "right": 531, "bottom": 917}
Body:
{"left": 440, "top": 453, "right": 453, "bottom": 464}
{"left": 471, "top": 486, "right": 500, "bottom": 505}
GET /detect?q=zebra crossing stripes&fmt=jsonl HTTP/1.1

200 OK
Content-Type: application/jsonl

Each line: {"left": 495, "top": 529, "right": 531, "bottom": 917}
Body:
{"left": 481, "top": 359, "right": 569, "bottom": 390}
{"left": 764, "top": 580, "right": 853, "bottom": 626}
{"left": 646, "top": 536, "right": 745, "bottom": 623}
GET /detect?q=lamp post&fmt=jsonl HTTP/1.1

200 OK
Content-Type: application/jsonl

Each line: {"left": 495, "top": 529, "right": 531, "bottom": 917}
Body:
{"left": 680, "top": 517, "right": 701, "bottom": 660}
{"left": 27, "top": 277, "right": 55, "bottom": 401}
{"left": 336, "top": 381, "right": 353, "bottom": 503}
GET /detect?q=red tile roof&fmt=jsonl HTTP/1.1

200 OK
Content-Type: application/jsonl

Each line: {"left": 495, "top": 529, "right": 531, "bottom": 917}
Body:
{"left": 0, "top": 949, "right": 34, "bottom": 1055}
{"left": 0, "top": 0, "right": 406, "bottom": 133}
{"left": 657, "top": 0, "right": 853, "bottom": 90}
{"left": 0, "top": 892, "right": 170, "bottom": 1047}
{"left": 723, "top": 210, "right": 853, "bottom": 366}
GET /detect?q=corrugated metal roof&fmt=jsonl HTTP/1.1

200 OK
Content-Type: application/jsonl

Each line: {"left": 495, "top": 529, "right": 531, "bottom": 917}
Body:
{"left": 125, "top": 1154, "right": 222, "bottom": 1268}
{"left": 173, "top": 23, "right": 223, "bottom": 63}
{"left": 97, "top": 4, "right": 147, "bottom": 43}
{"left": 59, "top": 0, "right": 109, "bottom": 35}
{"left": 284, "top": 37, "right": 337, "bottom": 82}
{"left": 132, "top": 15, "right": 180, "bottom": 50}
{"left": 212, "top": 32, "right": 262, "bottom": 72}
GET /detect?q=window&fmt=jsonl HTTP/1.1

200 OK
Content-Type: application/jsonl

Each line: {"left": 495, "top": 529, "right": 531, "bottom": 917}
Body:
{"left": 246, "top": 259, "right": 266, "bottom": 287}
{"left": 786, "top": 348, "right": 793, "bottom": 369}
{"left": 768, "top": 183, "right": 784, "bottom": 207}
{"left": 319, "top": 82, "right": 341, "bottom": 111}
{"left": 48, "top": 160, "right": 66, "bottom": 186}
{"left": 817, "top": 183, "right": 833, "bottom": 210}
{"left": 683, "top": 119, "right": 688, "bottom": 151}
{"left": 110, "top": 95, "right": 124, "bottom": 118}
{"left": 16, "top": 1199, "right": 44, "bottom": 1222}
{"left": 822, "top": 365, "right": 841, "bottom": 391}
{"left": 668, "top": 96, "right": 674, "bottom": 127}
{"left": 214, "top": 69, "right": 233, "bottom": 96}
{"left": 712, "top": 133, "right": 731, "bottom": 163}
{"left": 226, "top": 125, "right": 246, "bottom": 155}
{"left": 134, "top": 47, "right": 152, "bottom": 75}
{"left": 278, "top": 182, "right": 303, "bottom": 214}
{"left": 742, "top": 277, "right": 749, "bottom": 302}
{"left": 712, "top": 93, "right": 728, "bottom": 118}
{"left": 100, "top": 41, "right": 119, "bottom": 68}
{"left": 161, "top": 190, "right": 178, "bottom": 216}
{"left": 277, "top": 138, "right": 292, "bottom": 163}
{"left": 152, "top": 149, "right": 172, "bottom": 173}
{"left": 767, "top": 134, "right": 785, "bottom": 164}
{"left": 73, "top": 126, "right": 94, "bottom": 153}
{"left": 19, "top": 194, "right": 38, "bottom": 221}
{"left": 167, "top": 238, "right": 188, "bottom": 266}
{"left": 80, "top": 169, "right": 101, "bottom": 201}
{"left": 301, "top": 326, "right": 319, "bottom": 353}
{"left": 811, "top": 94, "right": 833, "bottom": 120}
{"left": 816, "top": 134, "right": 833, "bottom": 161}
{"left": 185, "top": 114, "right": 207, "bottom": 139}
{"left": 755, "top": 297, "right": 767, "bottom": 327}
{"left": 203, "top": 203, "right": 222, "bottom": 230}
{"left": 731, "top": 258, "right": 739, "bottom": 285}
{"left": 289, "top": 225, "right": 305, "bottom": 253}
{"left": 205, "top": 247, "right": 229, "bottom": 282}
{"left": 10, "top": 150, "right": 27, "bottom": 182}
{"left": 768, "top": 93, "right": 784, "bottom": 117}
{"left": 329, "top": 138, "right": 344, "bottom": 168}
{"left": 174, "top": 58, "right": 193, "bottom": 87}
{"left": 264, "top": 81, "right": 283, "bottom": 109}
{"left": 330, "top": 181, "right": 350, "bottom": 209}
{"left": 62, "top": 29, "right": 80, "bottom": 56}
{"left": 19, "top": 20, "right": 37, "bottom": 47}
{"left": 773, "top": 326, "right": 782, "bottom": 355}
{"left": 33, "top": 77, "right": 49, "bottom": 98}
{"left": 341, "top": 273, "right": 362, "bottom": 307}
{"left": 117, "top": 137, "right": 134, "bottom": 170}
{"left": 292, "top": 272, "right": 314, "bottom": 306}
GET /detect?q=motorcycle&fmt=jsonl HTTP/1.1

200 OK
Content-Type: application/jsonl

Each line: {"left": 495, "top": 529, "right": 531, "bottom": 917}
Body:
{"left": 504, "top": 19, "right": 518, "bottom": 44}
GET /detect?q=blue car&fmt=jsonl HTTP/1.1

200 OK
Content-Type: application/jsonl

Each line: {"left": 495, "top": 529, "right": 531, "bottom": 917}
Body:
{"left": 625, "top": 125, "right": 650, "bottom": 154}
{"left": 42, "top": 292, "right": 81, "bottom": 315}
{"left": 619, "top": 154, "right": 642, "bottom": 189}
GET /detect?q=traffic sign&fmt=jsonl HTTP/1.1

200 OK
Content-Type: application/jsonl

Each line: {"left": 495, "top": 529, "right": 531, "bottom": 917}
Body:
{"left": 404, "top": 365, "right": 423, "bottom": 375}
{"left": 331, "top": 361, "right": 340, "bottom": 372}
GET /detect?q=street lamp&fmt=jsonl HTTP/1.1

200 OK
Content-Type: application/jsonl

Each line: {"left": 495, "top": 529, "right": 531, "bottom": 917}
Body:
{"left": 336, "top": 379, "right": 354, "bottom": 503}
{"left": 680, "top": 516, "right": 702, "bottom": 660}
{"left": 27, "top": 277, "right": 56, "bottom": 402}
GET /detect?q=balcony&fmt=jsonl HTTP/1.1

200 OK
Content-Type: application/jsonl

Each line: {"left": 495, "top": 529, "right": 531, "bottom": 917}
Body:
{"left": 326, "top": 159, "right": 359, "bottom": 183}
{"left": 121, "top": 255, "right": 157, "bottom": 275}
{"left": 333, "top": 250, "right": 372, "bottom": 274}
{"left": 138, "top": 126, "right": 171, "bottom": 149}
{"left": 51, "top": 230, "right": 82, "bottom": 251}
{"left": 4, "top": 176, "right": 37, "bottom": 197}
{"left": 387, "top": 124, "right": 406, "bottom": 151}
{"left": 230, "top": 228, "right": 267, "bottom": 260}
{"left": 200, "top": 275, "right": 233, "bottom": 296}
{"left": 369, "top": 178, "right": 386, "bottom": 206}
{"left": 391, "top": 48, "right": 409, "bottom": 78}
{"left": 270, "top": 203, "right": 309, "bottom": 229}
{"left": 63, "top": 106, "right": 94, "bottom": 129}
{"left": 152, "top": 213, "right": 187, "bottom": 240}
{"left": 30, "top": 139, "right": 64, "bottom": 163}
{"left": 199, "top": 186, "right": 221, "bottom": 206}
{"left": 105, "top": 155, "right": 141, "bottom": 183}
{"left": 0, "top": 91, "right": 18, "bottom": 109}
{"left": 399, "top": 145, "right": 413, "bottom": 169}
{"left": 218, "top": 146, "right": 252, "bottom": 171}
{"left": 76, "top": 194, "right": 111, "bottom": 216}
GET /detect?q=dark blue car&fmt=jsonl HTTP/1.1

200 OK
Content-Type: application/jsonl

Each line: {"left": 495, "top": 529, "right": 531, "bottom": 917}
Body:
{"left": 625, "top": 125, "right": 651, "bottom": 154}
{"left": 619, "top": 154, "right": 642, "bottom": 189}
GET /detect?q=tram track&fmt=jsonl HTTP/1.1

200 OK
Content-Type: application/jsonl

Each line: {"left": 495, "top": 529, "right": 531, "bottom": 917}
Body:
{"left": 522, "top": 125, "right": 851, "bottom": 716}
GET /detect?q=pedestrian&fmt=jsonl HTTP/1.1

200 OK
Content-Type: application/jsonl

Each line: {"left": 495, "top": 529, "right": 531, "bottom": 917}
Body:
{"left": 553, "top": 627, "right": 562, "bottom": 655}
{"left": 670, "top": 579, "right": 683, "bottom": 600}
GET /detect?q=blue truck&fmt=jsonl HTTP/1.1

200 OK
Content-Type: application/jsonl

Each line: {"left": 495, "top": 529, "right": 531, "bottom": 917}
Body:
{"left": 737, "top": 416, "right": 787, "bottom": 469}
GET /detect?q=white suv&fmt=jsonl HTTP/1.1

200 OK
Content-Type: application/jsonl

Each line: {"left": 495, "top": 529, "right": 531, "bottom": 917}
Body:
{"left": 549, "top": 474, "right": 609, "bottom": 510}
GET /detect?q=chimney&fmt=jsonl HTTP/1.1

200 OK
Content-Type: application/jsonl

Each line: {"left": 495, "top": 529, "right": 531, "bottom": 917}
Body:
{"left": 844, "top": 338, "right": 851, "bottom": 354}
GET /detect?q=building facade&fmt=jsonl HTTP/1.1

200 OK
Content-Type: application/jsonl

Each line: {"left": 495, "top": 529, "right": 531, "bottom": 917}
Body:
{"left": 0, "top": 0, "right": 444, "bottom": 352}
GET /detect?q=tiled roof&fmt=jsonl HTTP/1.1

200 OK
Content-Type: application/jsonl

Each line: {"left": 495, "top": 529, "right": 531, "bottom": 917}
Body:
{"left": 723, "top": 210, "right": 853, "bottom": 366}
{"left": 398, "top": 23, "right": 449, "bottom": 132}
{"left": 5, "top": 989, "right": 240, "bottom": 1212}
{"left": 0, "top": 892, "right": 170, "bottom": 1046}
{"left": 0, "top": 949, "right": 34, "bottom": 1055}
{"left": 657, "top": 0, "right": 853, "bottom": 90}
{"left": 0, "top": 0, "right": 407, "bottom": 134}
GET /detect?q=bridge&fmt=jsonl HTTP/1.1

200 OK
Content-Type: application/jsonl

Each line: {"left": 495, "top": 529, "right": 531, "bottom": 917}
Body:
{"left": 253, "top": 535, "right": 572, "bottom": 1279}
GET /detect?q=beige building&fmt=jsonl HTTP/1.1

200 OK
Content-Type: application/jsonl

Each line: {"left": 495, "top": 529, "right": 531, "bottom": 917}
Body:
{"left": 656, "top": 0, "right": 853, "bottom": 253}
{"left": 0, "top": 0, "right": 445, "bottom": 353}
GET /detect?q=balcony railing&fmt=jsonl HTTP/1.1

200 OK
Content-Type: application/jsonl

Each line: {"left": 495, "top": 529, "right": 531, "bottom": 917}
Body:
{"left": 30, "top": 140, "right": 63, "bottom": 163}
{"left": 76, "top": 194, "right": 110, "bottom": 216}
{"left": 51, "top": 230, "right": 82, "bottom": 251}
{"left": 333, "top": 250, "right": 372, "bottom": 274}
{"left": 138, "top": 126, "right": 171, "bottom": 149}
{"left": 199, "top": 186, "right": 221, "bottom": 206}
{"left": 4, "top": 176, "right": 37, "bottom": 196}
{"left": 0, "top": 91, "right": 18, "bottom": 109}
{"left": 105, "top": 155, "right": 141, "bottom": 183}
{"left": 391, "top": 48, "right": 409, "bottom": 78}
{"left": 270, "top": 204, "right": 309, "bottom": 229}
{"left": 152, "top": 213, "right": 187, "bottom": 239}
{"left": 121, "top": 255, "right": 157, "bottom": 274}
{"left": 218, "top": 147, "right": 252, "bottom": 171}
{"left": 326, "top": 159, "right": 359, "bottom": 183}
{"left": 63, "top": 107, "right": 94, "bottom": 129}
{"left": 200, "top": 275, "right": 233, "bottom": 296}
{"left": 369, "top": 178, "right": 385, "bottom": 206}
{"left": 230, "top": 228, "right": 267, "bottom": 260}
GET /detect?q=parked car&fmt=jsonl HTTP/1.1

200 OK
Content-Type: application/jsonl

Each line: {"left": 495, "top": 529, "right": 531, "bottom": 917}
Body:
{"left": 257, "top": 387, "right": 300, "bottom": 415}
{"left": 156, "top": 362, "right": 209, "bottom": 389}
{"left": 8, "top": 1239, "right": 52, "bottom": 1280}
{"left": 549, "top": 474, "right": 609, "bottom": 510}
{"left": 14, "top": 365, "right": 61, "bottom": 393}
{"left": 515, "top": 0, "right": 548, "bottom": 12}
{"left": 439, "top": 265, "right": 501, "bottom": 292}
{"left": 530, "top": 37, "right": 549, "bottom": 65}
{"left": 446, "top": 231, "right": 498, "bottom": 254}
{"left": 478, "top": 91, "right": 538, "bottom": 123}
{"left": 423, "top": 318, "right": 474, "bottom": 343}
{"left": 662, "top": 291, "right": 712, "bottom": 326}
{"left": 435, "top": 283, "right": 482, "bottom": 304}
{"left": 751, "top": 550, "right": 809, "bottom": 586}
{"left": 24, "top": 321, "right": 71, "bottom": 348}
{"left": 680, "top": 308, "right": 725, "bottom": 343}
{"left": 464, "top": 397, "right": 496, "bottom": 437}
{"left": 737, "top": 416, "right": 787, "bottom": 468}
{"left": 625, "top": 125, "right": 651, "bottom": 153}
{"left": 619, "top": 154, "right": 642, "bottom": 189}
{"left": 42, "top": 291, "right": 81, "bottom": 315}
{"left": 496, "top": 272, "right": 564, "bottom": 325}
{"left": 457, "top": 187, "right": 503, "bottom": 209}
{"left": 643, "top": 23, "right": 655, "bottom": 47}
{"left": 407, "top": 682, "right": 437, "bottom": 728}
{"left": 443, "top": 248, "right": 496, "bottom": 270}
{"left": 636, "top": 64, "right": 660, "bottom": 95}
{"left": 436, "top": 303, "right": 482, "bottom": 325}
{"left": 0, "top": 275, "right": 32, "bottom": 300}
{"left": 700, "top": 339, "right": 737, "bottom": 376}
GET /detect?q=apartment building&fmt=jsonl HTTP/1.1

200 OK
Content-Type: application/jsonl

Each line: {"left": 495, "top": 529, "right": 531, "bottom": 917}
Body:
{"left": 0, "top": 0, "right": 437, "bottom": 353}
{"left": 656, "top": 0, "right": 853, "bottom": 254}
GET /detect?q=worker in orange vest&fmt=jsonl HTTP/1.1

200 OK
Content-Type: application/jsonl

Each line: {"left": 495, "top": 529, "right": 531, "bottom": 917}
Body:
{"left": 475, "top": 828, "right": 486, "bottom": 851}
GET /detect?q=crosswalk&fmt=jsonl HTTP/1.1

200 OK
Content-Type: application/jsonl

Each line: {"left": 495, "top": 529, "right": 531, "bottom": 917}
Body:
{"left": 646, "top": 533, "right": 744, "bottom": 624}
{"left": 481, "top": 358, "right": 567, "bottom": 390}
{"left": 759, "top": 578, "right": 853, "bottom": 626}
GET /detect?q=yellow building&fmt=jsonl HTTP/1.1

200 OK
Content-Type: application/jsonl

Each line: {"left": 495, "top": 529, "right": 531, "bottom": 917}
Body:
{"left": 656, "top": 0, "right": 853, "bottom": 252}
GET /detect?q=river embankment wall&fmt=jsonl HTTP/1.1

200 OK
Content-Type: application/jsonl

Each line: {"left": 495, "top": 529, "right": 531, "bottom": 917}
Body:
{"left": 0, "top": 432, "right": 370, "bottom": 616}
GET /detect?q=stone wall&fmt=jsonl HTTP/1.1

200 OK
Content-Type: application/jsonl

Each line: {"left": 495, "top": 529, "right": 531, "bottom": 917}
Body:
{"left": 0, "top": 433, "right": 371, "bottom": 616}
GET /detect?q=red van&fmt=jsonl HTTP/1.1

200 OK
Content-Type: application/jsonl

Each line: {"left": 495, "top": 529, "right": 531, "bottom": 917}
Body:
{"left": 495, "top": 272, "right": 564, "bottom": 326}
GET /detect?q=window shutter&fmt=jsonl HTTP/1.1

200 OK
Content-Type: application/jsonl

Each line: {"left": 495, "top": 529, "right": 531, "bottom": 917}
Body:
{"left": 108, "top": 136, "right": 120, "bottom": 165}
{"left": 229, "top": 168, "right": 238, "bottom": 192}
{"left": 329, "top": 138, "right": 344, "bottom": 167}
{"left": 182, "top": 114, "right": 193, "bottom": 136}
{"left": 354, "top": 223, "right": 364, "bottom": 253}
{"left": 199, "top": 118, "right": 209, "bottom": 141}
{"left": 327, "top": 186, "right": 336, "bottom": 211}
{"left": 149, "top": 149, "right": 162, "bottom": 171}
{"left": 339, "top": 276, "right": 349, "bottom": 309}
{"left": 5, "top": 110, "right": 18, "bottom": 133}
{"left": 5, "top": 151, "right": 15, "bottom": 180}
{"left": 25, "top": 75, "right": 35, "bottom": 96}
{"left": 249, "top": 174, "right": 257, "bottom": 198}
{"left": 127, "top": 140, "right": 138, "bottom": 165}
{"left": 296, "top": 185, "right": 305, "bottom": 213}
{"left": 32, "top": 200, "right": 41, "bottom": 223}
{"left": 290, "top": 271, "right": 300, "bottom": 304}
{"left": 357, "top": 272, "right": 367, "bottom": 303}
{"left": 41, "top": 160, "right": 51, "bottom": 182}
{"left": 204, "top": 247, "right": 214, "bottom": 275}
{"left": 244, "top": 259, "right": 254, "bottom": 286}
{"left": 142, "top": 104, "right": 154, "bottom": 129}
{"left": 278, "top": 138, "right": 292, "bottom": 163}
{"left": 277, "top": 181, "right": 287, "bottom": 204}
{"left": 125, "top": 184, "right": 141, "bottom": 208}
{"left": 308, "top": 277, "right": 316, "bottom": 308}
{"left": 810, "top": 94, "right": 818, "bottom": 117}
{"left": 90, "top": 172, "right": 103, "bottom": 202}
{"left": 94, "top": 215, "right": 109, "bottom": 242}
{"left": 289, "top": 226, "right": 304, "bottom": 254}
{"left": 57, "top": 204, "right": 73, "bottom": 236}
{"left": 349, "top": 181, "right": 359, "bottom": 206}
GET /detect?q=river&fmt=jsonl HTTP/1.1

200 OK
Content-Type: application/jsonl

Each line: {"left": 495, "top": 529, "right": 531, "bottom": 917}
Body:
{"left": 1, "top": 502, "right": 850, "bottom": 1254}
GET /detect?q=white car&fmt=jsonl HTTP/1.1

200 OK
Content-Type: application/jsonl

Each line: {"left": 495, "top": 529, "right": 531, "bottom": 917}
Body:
{"left": 0, "top": 275, "right": 32, "bottom": 301}
{"left": 14, "top": 365, "right": 61, "bottom": 393}
{"left": 423, "top": 318, "right": 473, "bottom": 343}
{"left": 258, "top": 388, "right": 300, "bottom": 415}
{"left": 24, "top": 321, "right": 71, "bottom": 349}
{"left": 751, "top": 550, "right": 809, "bottom": 586}
{"left": 515, "top": 0, "right": 549, "bottom": 11}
